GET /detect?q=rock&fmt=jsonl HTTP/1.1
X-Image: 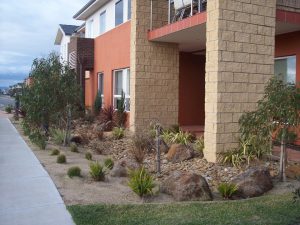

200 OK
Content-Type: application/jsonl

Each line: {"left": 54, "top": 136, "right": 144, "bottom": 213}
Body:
{"left": 70, "top": 135, "right": 83, "bottom": 144}
{"left": 110, "top": 161, "right": 128, "bottom": 177}
{"left": 166, "top": 144, "right": 194, "bottom": 163}
{"left": 110, "top": 159, "right": 140, "bottom": 177}
{"left": 161, "top": 171, "right": 213, "bottom": 201}
{"left": 232, "top": 167, "right": 273, "bottom": 198}
{"left": 286, "top": 165, "right": 300, "bottom": 179}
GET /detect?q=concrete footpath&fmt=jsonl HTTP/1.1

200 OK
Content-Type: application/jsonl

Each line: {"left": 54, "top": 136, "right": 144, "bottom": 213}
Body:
{"left": 0, "top": 118, "right": 75, "bottom": 225}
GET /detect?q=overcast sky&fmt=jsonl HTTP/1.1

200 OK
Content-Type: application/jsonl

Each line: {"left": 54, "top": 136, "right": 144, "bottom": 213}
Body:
{"left": 0, "top": 0, "right": 87, "bottom": 87}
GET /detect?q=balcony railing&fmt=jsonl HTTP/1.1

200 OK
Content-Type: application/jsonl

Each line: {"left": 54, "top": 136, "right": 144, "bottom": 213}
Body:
{"left": 277, "top": 0, "right": 300, "bottom": 9}
{"left": 150, "top": 0, "right": 207, "bottom": 30}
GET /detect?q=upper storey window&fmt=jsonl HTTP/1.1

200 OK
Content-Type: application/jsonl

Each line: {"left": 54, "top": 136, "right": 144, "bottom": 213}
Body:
{"left": 100, "top": 11, "right": 106, "bottom": 34}
{"left": 128, "top": 0, "right": 131, "bottom": 20}
{"left": 275, "top": 56, "right": 296, "bottom": 84}
{"left": 115, "top": 0, "right": 124, "bottom": 26}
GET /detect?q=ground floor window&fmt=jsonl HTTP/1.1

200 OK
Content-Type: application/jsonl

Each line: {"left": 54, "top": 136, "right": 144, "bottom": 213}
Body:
{"left": 97, "top": 72, "right": 104, "bottom": 106}
{"left": 275, "top": 55, "right": 296, "bottom": 84}
{"left": 113, "top": 68, "right": 130, "bottom": 111}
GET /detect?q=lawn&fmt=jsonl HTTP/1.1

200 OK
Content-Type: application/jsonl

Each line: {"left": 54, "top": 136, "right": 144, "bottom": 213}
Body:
{"left": 68, "top": 194, "right": 300, "bottom": 225}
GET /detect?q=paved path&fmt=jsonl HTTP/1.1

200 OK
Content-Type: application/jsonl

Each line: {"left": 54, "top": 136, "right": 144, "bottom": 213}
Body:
{"left": 0, "top": 118, "right": 75, "bottom": 225}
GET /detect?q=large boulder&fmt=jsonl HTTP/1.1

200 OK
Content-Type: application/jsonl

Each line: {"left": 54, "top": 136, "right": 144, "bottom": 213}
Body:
{"left": 166, "top": 144, "right": 194, "bottom": 163}
{"left": 161, "top": 171, "right": 213, "bottom": 201}
{"left": 232, "top": 167, "right": 273, "bottom": 198}
{"left": 286, "top": 165, "right": 300, "bottom": 179}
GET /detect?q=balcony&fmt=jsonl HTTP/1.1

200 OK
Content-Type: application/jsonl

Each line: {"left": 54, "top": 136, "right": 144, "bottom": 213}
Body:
{"left": 68, "top": 37, "right": 94, "bottom": 72}
{"left": 149, "top": 0, "right": 207, "bottom": 53}
{"left": 277, "top": 0, "right": 300, "bottom": 11}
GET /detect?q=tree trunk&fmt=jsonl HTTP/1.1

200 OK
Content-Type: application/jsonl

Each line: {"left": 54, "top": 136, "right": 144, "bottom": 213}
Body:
{"left": 64, "top": 105, "right": 71, "bottom": 146}
{"left": 279, "top": 127, "right": 287, "bottom": 182}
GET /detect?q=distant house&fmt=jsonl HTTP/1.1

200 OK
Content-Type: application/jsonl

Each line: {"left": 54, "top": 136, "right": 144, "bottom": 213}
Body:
{"left": 54, "top": 24, "right": 83, "bottom": 63}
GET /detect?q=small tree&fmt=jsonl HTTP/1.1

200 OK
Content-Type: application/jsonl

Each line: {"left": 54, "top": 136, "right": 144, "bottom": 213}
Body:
{"left": 21, "top": 52, "right": 82, "bottom": 142}
{"left": 239, "top": 78, "right": 300, "bottom": 181}
{"left": 94, "top": 91, "right": 102, "bottom": 116}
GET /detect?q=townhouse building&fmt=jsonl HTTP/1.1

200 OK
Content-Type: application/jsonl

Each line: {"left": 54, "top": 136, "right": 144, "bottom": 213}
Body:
{"left": 55, "top": 0, "right": 300, "bottom": 162}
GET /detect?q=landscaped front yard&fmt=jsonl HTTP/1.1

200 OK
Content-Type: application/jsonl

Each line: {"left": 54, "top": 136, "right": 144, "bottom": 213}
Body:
{"left": 68, "top": 194, "right": 300, "bottom": 225}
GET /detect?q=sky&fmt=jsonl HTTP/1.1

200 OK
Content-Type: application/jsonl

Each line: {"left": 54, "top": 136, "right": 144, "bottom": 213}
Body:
{"left": 0, "top": 0, "right": 87, "bottom": 87}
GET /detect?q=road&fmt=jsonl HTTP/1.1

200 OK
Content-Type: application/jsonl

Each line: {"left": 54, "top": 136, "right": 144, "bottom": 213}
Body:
{"left": 0, "top": 95, "right": 14, "bottom": 110}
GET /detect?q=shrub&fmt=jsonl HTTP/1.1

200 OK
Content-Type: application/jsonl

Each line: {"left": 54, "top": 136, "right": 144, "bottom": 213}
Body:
{"left": 194, "top": 136, "right": 204, "bottom": 154}
{"left": 112, "top": 127, "right": 125, "bottom": 140}
{"left": 85, "top": 152, "right": 93, "bottom": 161}
{"left": 104, "top": 158, "right": 114, "bottom": 170}
{"left": 218, "top": 149, "right": 245, "bottom": 168}
{"left": 99, "top": 106, "right": 115, "bottom": 131}
{"left": 94, "top": 91, "right": 102, "bottom": 116}
{"left": 85, "top": 109, "right": 95, "bottom": 123}
{"left": 218, "top": 182, "right": 238, "bottom": 199}
{"left": 5, "top": 105, "right": 12, "bottom": 113}
{"left": 67, "top": 166, "right": 81, "bottom": 178}
{"left": 50, "top": 128, "right": 65, "bottom": 145}
{"left": 29, "top": 130, "right": 47, "bottom": 150}
{"left": 293, "top": 187, "right": 300, "bottom": 203}
{"left": 161, "top": 130, "right": 192, "bottom": 146}
{"left": 21, "top": 121, "right": 31, "bottom": 136}
{"left": 89, "top": 161, "right": 105, "bottom": 181}
{"left": 130, "top": 147, "right": 146, "bottom": 164}
{"left": 128, "top": 167, "right": 155, "bottom": 198}
{"left": 50, "top": 149, "right": 60, "bottom": 156}
{"left": 133, "top": 132, "right": 152, "bottom": 152}
{"left": 70, "top": 143, "right": 79, "bottom": 153}
{"left": 57, "top": 154, "right": 66, "bottom": 164}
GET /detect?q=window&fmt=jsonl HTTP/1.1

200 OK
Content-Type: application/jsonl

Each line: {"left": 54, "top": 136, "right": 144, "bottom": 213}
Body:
{"left": 128, "top": 0, "right": 131, "bottom": 20}
{"left": 87, "top": 20, "right": 94, "bottom": 38}
{"left": 98, "top": 73, "right": 104, "bottom": 105}
{"left": 275, "top": 56, "right": 296, "bottom": 84}
{"left": 113, "top": 68, "right": 130, "bottom": 111}
{"left": 115, "top": 0, "right": 124, "bottom": 26}
{"left": 100, "top": 11, "right": 106, "bottom": 34}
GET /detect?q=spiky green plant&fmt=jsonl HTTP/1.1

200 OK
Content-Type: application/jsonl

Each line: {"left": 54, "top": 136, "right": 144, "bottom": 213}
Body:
{"left": 89, "top": 161, "right": 105, "bottom": 181}
{"left": 104, "top": 158, "right": 114, "bottom": 170}
{"left": 50, "top": 128, "right": 66, "bottom": 145}
{"left": 67, "top": 166, "right": 81, "bottom": 178}
{"left": 128, "top": 167, "right": 155, "bottom": 198}
{"left": 85, "top": 152, "right": 93, "bottom": 161}
{"left": 218, "top": 182, "right": 238, "bottom": 199}
{"left": 57, "top": 154, "right": 66, "bottom": 164}
{"left": 195, "top": 136, "right": 204, "bottom": 154}
{"left": 112, "top": 127, "right": 125, "bottom": 140}
{"left": 50, "top": 149, "right": 60, "bottom": 156}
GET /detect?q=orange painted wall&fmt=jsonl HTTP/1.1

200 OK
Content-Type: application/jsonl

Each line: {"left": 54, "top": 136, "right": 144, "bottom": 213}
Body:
{"left": 275, "top": 31, "right": 300, "bottom": 83}
{"left": 85, "top": 21, "right": 131, "bottom": 109}
{"left": 275, "top": 31, "right": 300, "bottom": 145}
{"left": 179, "top": 53, "right": 205, "bottom": 126}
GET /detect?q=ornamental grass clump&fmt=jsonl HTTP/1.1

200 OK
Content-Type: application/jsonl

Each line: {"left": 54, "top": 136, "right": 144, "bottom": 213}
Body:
{"left": 67, "top": 166, "right": 81, "bottom": 178}
{"left": 112, "top": 127, "right": 125, "bottom": 140}
{"left": 194, "top": 136, "right": 204, "bottom": 154}
{"left": 104, "top": 158, "right": 114, "bottom": 170}
{"left": 57, "top": 154, "right": 66, "bottom": 164}
{"left": 70, "top": 143, "right": 79, "bottom": 153}
{"left": 218, "top": 182, "right": 238, "bottom": 200}
{"left": 89, "top": 161, "right": 105, "bottom": 181}
{"left": 5, "top": 105, "right": 12, "bottom": 114}
{"left": 50, "top": 128, "right": 66, "bottom": 145}
{"left": 85, "top": 152, "right": 93, "bottom": 161}
{"left": 128, "top": 167, "right": 155, "bottom": 198}
{"left": 50, "top": 149, "right": 60, "bottom": 156}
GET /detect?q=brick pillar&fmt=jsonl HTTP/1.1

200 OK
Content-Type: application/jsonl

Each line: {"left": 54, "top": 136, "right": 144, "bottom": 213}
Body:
{"left": 204, "top": 0, "right": 276, "bottom": 162}
{"left": 130, "top": 0, "right": 179, "bottom": 132}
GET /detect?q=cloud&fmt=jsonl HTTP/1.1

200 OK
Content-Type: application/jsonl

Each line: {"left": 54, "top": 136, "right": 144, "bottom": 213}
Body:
{"left": 0, "top": 0, "right": 87, "bottom": 86}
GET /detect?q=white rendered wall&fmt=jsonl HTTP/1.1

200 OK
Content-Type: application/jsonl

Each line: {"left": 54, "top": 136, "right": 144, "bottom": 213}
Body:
{"left": 85, "top": 0, "right": 131, "bottom": 38}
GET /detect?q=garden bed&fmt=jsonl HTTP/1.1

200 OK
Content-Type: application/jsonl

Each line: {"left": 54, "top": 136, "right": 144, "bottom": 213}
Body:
{"left": 12, "top": 119, "right": 300, "bottom": 205}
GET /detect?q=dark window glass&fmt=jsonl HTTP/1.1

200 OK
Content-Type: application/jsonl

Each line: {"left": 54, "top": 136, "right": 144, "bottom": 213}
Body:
{"left": 115, "top": 0, "right": 123, "bottom": 26}
{"left": 128, "top": 0, "right": 131, "bottom": 20}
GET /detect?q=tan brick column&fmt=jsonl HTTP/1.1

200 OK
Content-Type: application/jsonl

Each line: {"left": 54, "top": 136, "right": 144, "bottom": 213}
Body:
{"left": 204, "top": 0, "right": 276, "bottom": 162}
{"left": 130, "top": 0, "right": 179, "bottom": 132}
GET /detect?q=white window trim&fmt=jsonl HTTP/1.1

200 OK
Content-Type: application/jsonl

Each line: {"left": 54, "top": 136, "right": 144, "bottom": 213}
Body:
{"left": 113, "top": 68, "right": 130, "bottom": 111}
{"left": 97, "top": 72, "right": 105, "bottom": 106}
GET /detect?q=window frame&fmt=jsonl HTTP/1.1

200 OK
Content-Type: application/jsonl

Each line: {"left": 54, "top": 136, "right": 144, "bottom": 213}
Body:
{"left": 274, "top": 55, "right": 296, "bottom": 84}
{"left": 113, "top": 68, "right": 130, "bottom": 111}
